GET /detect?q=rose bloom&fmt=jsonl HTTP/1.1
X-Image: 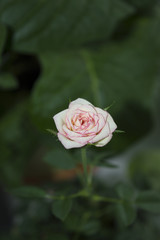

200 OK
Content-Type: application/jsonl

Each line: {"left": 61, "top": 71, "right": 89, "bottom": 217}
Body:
{"left": 53, "top": 98, "right": 117, "bottom": 149}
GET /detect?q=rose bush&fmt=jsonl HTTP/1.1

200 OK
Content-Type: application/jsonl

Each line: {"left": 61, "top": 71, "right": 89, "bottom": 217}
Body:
{"left": 53, "top": 98, "right": 117, "bottom": 149}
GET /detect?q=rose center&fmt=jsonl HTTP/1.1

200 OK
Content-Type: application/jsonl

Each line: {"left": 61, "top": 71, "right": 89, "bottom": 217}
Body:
{"left": 71, "top": 113, "right": 95, "bottom": 131}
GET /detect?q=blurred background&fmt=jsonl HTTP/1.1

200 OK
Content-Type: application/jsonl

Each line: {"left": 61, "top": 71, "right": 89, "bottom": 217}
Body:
{"left": 0, "top": 0, "right": 160, "bottom": 239}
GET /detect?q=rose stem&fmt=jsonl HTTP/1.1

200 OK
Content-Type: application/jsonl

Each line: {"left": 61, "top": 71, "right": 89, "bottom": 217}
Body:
{"left": 81, "top": 147, "right": 90, "bottom": 192}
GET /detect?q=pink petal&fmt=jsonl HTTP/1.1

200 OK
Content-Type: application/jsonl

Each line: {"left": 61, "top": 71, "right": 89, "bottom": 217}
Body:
{"left": 66, "top": 105, "right": 98, "bottom": 131}
{"left": 63, "top": 125, "right": 81, "bottom": 137}
{"left": 63, "top": 125, "right": 95, "bottom": 144}
{"left": 89, "top": 123, "right": 110, "bottom": 144}
{"left": 80, "top": 123, "right": 99, "bottom": 135}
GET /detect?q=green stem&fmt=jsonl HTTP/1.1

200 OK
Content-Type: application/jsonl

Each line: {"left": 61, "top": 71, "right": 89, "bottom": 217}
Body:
{"left": 92, "top": 195, "right": 122, "bottom": 204}
{"left": 88, "top": 164, "right": 93, "bottom": 187}
{"left": 81, "top": 147, "right": 89, "bottom": 191}
{"left": 81, "top": 50, "right": 101, "bottom": 106}
{"left": 47, "top": 192, "right": 122, "bottom": 204}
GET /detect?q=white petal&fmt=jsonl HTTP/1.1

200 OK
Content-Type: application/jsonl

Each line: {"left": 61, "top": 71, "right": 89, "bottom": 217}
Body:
{"left": 70, "top": 135, "right": 95, "bottom": 144}
{"left": 63, "top": 125, "right": 95, "bottom": 144}
{"left": 68, "top": 104, "right": 97, "bottom": 115}
{"left": 53, "top": 109, "right": 68, "bottom": 132}
{"left": 69, "top": 98, "right": 92, "bottom": 108}
{"left": 89, "top": 123, "right": 110, "bottom": 144}
{"left": 57, "top": 133, "right": 85, "bottom": 149}
{"left": 107, "top": 114, "right": 117, "bottom": 132}
{"left": 95, "top": 107, "right": 117, "bottom": 132}
{"left": 95, "top": 107, "right": 108, "bottom": 119}
{"left": 94, "top": 134, "right": 112, "bottom": 147}
{"left": 78, "top": 105, "right": 97, "bottom": 114}
{"left": 63, "top": 125, "right": 81, "bottom": 137}
{"left": 97, "top": 113, "right": 106, "bottom": 132}
{"left": 81, "top": 122, "right": 99, "bottom": 135}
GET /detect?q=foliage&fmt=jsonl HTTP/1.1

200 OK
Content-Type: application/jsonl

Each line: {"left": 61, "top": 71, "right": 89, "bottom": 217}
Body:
{"left": 0, "top": 0, "right": 160, "bottom": 239}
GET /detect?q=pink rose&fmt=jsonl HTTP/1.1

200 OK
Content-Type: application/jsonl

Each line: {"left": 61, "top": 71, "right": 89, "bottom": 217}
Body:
{"left": 53, "top": 98, "right": 117, "bottom": 149}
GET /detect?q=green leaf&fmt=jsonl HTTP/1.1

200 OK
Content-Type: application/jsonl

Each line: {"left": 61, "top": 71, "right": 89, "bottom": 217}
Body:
{"left": 116, "top": 201, "right": 136, "bottom": 226}
{"left": 93, "top": 152, "right": 113, "bottom": 162}
{"left": 46, "top": 128, "right": 57, "bottom": 136}
{"left": 127, "top": 0, "right": 156, "bottom": 9}
{"left": 129, "top": 150, "right": 160, "bottom": 191}
{"left": 116, "top": 183, "right": 137, "bottom": 201}
{"left": 0, "top": 0, "right": 134, "bottom": 53}
{"left": 0, "top": 101, "right": 40, "bottom": 187}
{"left": 0, "top": 22, "right": 6, "bottom": 56}
{"left": 104, "top": 101, "right": 116, "bottom": 111}
{"left": 136, "top": 191, "right": 160, "bottom": 213}
{"left": 116, "top": 184, "right": 138, "bottom": 226}
{"left": 114, "top": 130, "right": 125, "bottom": 133}
{"left": 30, "top": 19, "right": 160, "bottom": 129}
{"left": 43, "top": 149, "right": 76, "bottom": 169}
{"left": 10, "top": 186, "right": 47, "bottom": 198}
{"left": 45, "top": 234, "right": 69, "bottom": 240}
{"left": 52, "top": 198, "right": 72, "bottom": 221}
{"left": 0, "top": 73, "right": 18, "bottom": 90}
{"left": 91, "top": 152, "right": 117, "bottom": 168}
{"left": 81, "top": 220, "right": 101, "bottom": 236}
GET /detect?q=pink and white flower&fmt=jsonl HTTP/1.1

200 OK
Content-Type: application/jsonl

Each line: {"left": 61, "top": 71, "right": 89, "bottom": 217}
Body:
{"left": 53, "top": 98, "right": 117, "bottom": 149}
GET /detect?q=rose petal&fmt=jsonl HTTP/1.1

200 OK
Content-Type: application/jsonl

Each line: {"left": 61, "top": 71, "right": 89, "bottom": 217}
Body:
{"left": 67, "top": 104, "right": 97, "bottom": 119}
{"left": 97, "top": 113, "right": 106, "bottom": 132}
{"left": 80, "top": 122, "right": 99, "bottom": 135}
{"left": 57, "top": 133, "right": 85, "bottom": 149}
{"left": 95, "top": 107, "right": 108, "bottom": 119}
{"left": 66, "top": 106, "right": 97, "bottom": 130}
{"left": 53, "top": 98, "right": 117, "bottom": 149}
{"left": 63, "top": 125, "right": 95, "bottom": 144}
{"left": 107, "top": 114, "right": 117, "bottom": 132}
{"left": 69, "top": 98, "right": 92, "bottom": 108}
{"left": 89, "top": 123, "right": 110, "bottom": 144}
{"left": 70, "top": 135, "right": 95, "bottom": 144}
{"left": 63, "top": 125, "right": 81, "bottom": 137}
{"left": 53, "top": 109, "right": 68, "bottom": 133}
{"left": 78, "top": 105, "right": 97, "bottom": 114}
{"left": 94, "top": 134, "right": 112, "bottom": 147}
